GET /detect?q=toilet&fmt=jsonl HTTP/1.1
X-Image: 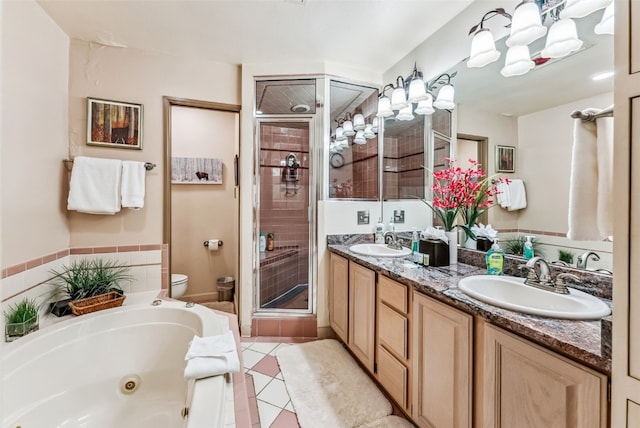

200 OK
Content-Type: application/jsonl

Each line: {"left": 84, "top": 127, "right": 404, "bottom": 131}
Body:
{"left": 171, "top": 274, "right": 188, "bottom": 298}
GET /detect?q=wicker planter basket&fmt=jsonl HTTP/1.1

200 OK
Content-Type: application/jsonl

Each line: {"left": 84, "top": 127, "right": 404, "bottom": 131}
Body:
{"left": 69, "top": 291, "right": 126, "bottom": 316}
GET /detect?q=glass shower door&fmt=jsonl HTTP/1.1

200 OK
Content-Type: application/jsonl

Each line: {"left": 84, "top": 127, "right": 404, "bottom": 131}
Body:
{"left": 256, "top": 120, "right": 311, "bottom": 312}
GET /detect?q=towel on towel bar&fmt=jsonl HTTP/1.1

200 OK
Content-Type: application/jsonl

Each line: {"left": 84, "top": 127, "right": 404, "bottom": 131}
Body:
{"left": 67, "top": 156, "right": 122, "bottom": 215}
{"left": 184, "top": 331, "right": 240, "bottom": 380}
{"left": 568, "top": 106, "right": 613, "bottom": 240}
{"left": 121, "top": 161, "right": 146, "bottom": 209}
{"left": 506, "top": 179, "right": 527, "bottom": 211}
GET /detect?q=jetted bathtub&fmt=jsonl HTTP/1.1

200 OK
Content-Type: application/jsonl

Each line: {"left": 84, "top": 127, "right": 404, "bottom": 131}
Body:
{"left": 2, "top": 293, "right": 233, "bottom": 428}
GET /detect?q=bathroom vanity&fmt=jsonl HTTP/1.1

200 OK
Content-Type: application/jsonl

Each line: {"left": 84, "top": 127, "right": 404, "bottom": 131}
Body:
{"left": 328, "top": 237, "right": 610, "bottom": 428}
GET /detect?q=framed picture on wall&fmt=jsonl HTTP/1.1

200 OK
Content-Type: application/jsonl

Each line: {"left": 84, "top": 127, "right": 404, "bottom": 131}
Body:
{"left": 495, "top": 145, "right": 516, "bottom": 173}
{"left": 172, "top": 157, "right": 223, "bottom": 184}
{"left": 87, "top": 98, "right": 143, "bottom": 149}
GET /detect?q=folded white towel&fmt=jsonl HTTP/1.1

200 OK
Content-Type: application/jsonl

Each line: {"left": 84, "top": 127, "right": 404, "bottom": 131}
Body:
{"left": 596, "top": 109, "right": 614, "bottom": 238}
{"left": 67, "top": 156, "right": 122, "bottom": 215}
{"left": 496, "top": 182, "right": 511, "bottom": 208}
{"left": 506, "top": 179, "right": 527, "bottom": 211}
{"left": 568, "top": 109, "right": 602, "bottom": 240}
{"left": 185, "top": 331, "right": 235, "bottom": 360}
{"left": 121, "top": 161, "right": 146, "bottom": 209}
{"left": 184, "top": 351, "right": 241, "bottom": 380}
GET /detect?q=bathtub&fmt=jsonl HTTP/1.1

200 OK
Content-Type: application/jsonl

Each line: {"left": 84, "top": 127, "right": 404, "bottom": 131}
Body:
{"left": 2, "top": 293, "right": 236, "bottom": 428}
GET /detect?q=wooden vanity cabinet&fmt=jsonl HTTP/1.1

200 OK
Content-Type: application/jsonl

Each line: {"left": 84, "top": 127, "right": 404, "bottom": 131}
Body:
{"left": 348, "top": 261, "right": 376, "bottom": 373}
{"left": 477, "top": 322, "right": 608, "bottom": 428}
{"left": 376, "top": 275, "right": 411, "bottom": 412}
{"left": 329, "top": 253, "right": 349, "bottom": 343}
{"left": 412, "top": 292, "right": 473, "bottom": 428}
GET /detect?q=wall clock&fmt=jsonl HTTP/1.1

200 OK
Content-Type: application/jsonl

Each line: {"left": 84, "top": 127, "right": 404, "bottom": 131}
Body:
{"left": 330, "top": 153, "right": 344, "bottom": 168}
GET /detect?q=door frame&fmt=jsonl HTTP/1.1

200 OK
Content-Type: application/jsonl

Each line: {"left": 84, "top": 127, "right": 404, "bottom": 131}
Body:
{"left": 162, "top": 97, "right": 241, "bottom": 298}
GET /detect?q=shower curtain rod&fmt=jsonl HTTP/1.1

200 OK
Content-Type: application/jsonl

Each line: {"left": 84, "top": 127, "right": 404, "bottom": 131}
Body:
{"left": 570, "top": 108, "right": 614, "bottom": 122}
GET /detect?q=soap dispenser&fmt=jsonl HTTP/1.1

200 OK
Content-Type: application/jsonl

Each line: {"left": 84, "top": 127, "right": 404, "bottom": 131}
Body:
{"left": 375, "top": 218, "right": 385, "bottom": 244}
{"left": 486, "top": 238, "right": 505, "bottom": 275}
{"left": 523, "top": 235, "right": 534, "bottom": 260}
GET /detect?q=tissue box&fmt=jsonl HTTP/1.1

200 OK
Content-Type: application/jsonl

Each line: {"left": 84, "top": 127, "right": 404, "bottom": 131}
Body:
{"left": 477, "top": 237, "right": 493, "bottom": 252}
{"left": 419, "top": 239, "right": 449, "bottom": 266}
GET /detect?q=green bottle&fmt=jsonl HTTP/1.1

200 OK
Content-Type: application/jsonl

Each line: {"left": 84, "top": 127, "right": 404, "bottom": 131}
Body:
{"left": 486, "top": 238, "right": 505, "bottom": 275}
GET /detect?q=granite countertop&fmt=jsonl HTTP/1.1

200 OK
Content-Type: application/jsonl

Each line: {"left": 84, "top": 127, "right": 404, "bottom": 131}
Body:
{"left": 328, "top": 238, "right": 611, "bottom": 375}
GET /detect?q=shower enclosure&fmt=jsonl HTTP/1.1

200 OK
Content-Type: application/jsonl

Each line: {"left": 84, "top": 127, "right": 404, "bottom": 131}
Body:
{"left": 257, "top": 119, "right": 312, "bottom": 311}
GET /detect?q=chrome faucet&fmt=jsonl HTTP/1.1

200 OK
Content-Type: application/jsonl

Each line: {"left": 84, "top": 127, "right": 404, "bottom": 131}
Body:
{"left": 525, "top": 256, "right": 552, "bottom": 285}
{"left": 576, "top": 251, "right": 600, "bottom": 269}
{"left": 521, "top": 256, "right": 575, "bottom": 294}
{"left": 384, "top": 231, "right": 403, "bottom": 250}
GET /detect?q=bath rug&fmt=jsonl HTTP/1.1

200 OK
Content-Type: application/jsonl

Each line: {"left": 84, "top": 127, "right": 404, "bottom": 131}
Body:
{"left": 276, "top": 339, "right": 393, "bottom": 428}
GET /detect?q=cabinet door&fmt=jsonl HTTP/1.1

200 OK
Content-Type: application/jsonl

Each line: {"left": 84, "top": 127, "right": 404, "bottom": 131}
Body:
{"left": 348, "top": 262, "right": 376, "bottom": 373}
{"left": 329, "top": 253, "right": 349, "bottom": 343}
{"left": 413, "top": 292, "right": 472, "bottom": 428}
{"left": 481, "top": 323, "right": 607, "bottom": 428}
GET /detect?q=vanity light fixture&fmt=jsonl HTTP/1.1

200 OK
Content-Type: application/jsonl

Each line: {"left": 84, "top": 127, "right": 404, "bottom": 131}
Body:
{"left": 506, "top": 0, "right": 547, "bottom": 47}
{"left": 469, "top": 0, "right": 611, "bottom": 77}
{"left": 501, "top": 45, "right": 535, "bottom": 77}
{"left": 594, "top": 2, "right": 614, "bottom": 34}
{"left": 342, "top": 114, "right": 355, "bottom": 137}
{"left": 541, "top": 18, "right": 583, "bottom": 58}
{"left": 353, "top": 130, "right": 367, "bottom": 145}
{"left": 353, "top": 113, "right": 366, "bottom": 131}
{"left": 376, "top": 65, "right": 456, "bottom": 117}
{"left": 363, "top": 124, "right": 376, "bottom": 139}
{"left": 560, "top": 0, "right": 613, "bottom": 19}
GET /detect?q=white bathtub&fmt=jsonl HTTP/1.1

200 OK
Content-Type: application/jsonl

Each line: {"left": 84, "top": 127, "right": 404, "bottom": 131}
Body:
{"left": 1, "top": 294, "right": 233, "bottom": 428}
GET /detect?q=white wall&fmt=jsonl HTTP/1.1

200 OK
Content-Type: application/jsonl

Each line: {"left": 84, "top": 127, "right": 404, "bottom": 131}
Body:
{"left": 68, "top": 40, "right": 240, "bottom": 248}
{"left": 1, "top": 0, "right": 70, "bottom": 268}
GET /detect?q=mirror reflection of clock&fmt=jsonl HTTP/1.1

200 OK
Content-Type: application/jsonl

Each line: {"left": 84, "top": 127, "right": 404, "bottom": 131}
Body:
{"left": 330, "top": 153, "right": 344, "bottom": 168}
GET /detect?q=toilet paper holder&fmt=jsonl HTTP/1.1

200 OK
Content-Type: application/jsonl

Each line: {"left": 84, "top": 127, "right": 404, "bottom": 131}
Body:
{"left": 203, "top": 240, "right": 224, "bottom": 248}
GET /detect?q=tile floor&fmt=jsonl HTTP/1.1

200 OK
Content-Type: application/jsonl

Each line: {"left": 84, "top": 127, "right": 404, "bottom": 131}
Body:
{"left": 241, "top": 337, "right": 311, "bottom": 428}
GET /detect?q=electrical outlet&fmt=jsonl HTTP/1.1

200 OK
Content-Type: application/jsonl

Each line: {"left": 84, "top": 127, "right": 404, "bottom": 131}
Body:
{"left": 357, "top": 210, "right": 370, "bottom": 225}
{"left": 393, "top": 210, "right": 405, "bottom": 224}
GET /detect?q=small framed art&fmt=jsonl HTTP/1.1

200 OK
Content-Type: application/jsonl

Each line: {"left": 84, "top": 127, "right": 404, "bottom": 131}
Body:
{"left": 87, "top": 98, "right": 143, "bottom": 149}
{"left": 495, "top": 145, "right": 515, "bottom": 173}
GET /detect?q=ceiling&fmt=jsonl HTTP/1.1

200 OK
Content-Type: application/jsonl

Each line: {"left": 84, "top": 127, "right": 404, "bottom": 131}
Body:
{"left": 37, "top": 0, "right": 475, "bottom": 75}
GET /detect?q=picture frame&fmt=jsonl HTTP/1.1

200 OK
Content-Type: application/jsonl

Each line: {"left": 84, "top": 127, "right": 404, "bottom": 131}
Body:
{"left": 87, "top": 98, "right": 143, "bottom": 150}
{"left": 495, "top": 145, "right": 516, "bottom": 173}
{"left": 172, "top": 157, "right": 223, "bottom": 184}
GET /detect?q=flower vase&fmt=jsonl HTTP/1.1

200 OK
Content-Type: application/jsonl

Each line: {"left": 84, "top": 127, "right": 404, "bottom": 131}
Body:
{"left": 463, "top": 234, "right": 477, "bottom": 250}
{"left": 445, "top": 230, "right": 458, "bottom": 265}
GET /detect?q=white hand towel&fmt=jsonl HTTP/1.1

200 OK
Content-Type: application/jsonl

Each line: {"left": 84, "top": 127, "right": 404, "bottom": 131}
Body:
{"left": 567, "top": 109, "right": 601, "bottom": 240}
{"left": 185, "top": 331, "right": 235, "bottom": 360}
{"left": 496, "top": 181, "right": 511, "bottom": 208}
{"left": 596, "top": 108, "right": 614, "bottom": 238}
{"left": 183, "top": 351, "right": 241, "bottom": 380}
{"left": 506, "top": 179, "right": 527, "bottom": 211}
{"left": 121, "top": 161, "right": 146, "bottom": 209}
{"left": 67, "top": 156, "right": 122, "bottom": 215}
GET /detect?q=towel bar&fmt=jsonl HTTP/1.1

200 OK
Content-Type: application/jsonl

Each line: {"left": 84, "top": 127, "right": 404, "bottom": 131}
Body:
{"left": 63, "top": 159, "right": 156, "bottom": 171}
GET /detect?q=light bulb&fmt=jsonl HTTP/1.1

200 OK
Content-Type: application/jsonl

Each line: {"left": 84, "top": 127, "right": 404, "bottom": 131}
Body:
{"left": 467, "top": 28, "right": 501, "bottom": 68}
{"left": 414, "top": 94, "right": 435, "bottom": 115}
{"left": 541, "top": 18, "right": 583, "bottom": 59}
{"left": 501, "top": 45, "right": 535, "bottom": 77}
{"left": 377, "top": 97, "right": 394, "bottom": 118}
{"left": 353, "top": 113, "right": 365, "bottom": 131}
{"left": 407, "top": 77, "right": 429, "bottom": 103}
{"left": 433, "top": 85, "right": 455, "bottom": 110}
{"left": 506, "top": 0, "right": 547, "bottom": 47}
{"left": 390, "top": 86, "right": 408, "bottom": 110}
{"left": 343, "top": 119, "right": 355, "bottom": 137}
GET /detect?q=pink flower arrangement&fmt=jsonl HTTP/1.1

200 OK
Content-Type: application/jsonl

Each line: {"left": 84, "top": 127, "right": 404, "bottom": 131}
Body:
{"left": 424, "top": 158, "right": 507, "bottom": 234}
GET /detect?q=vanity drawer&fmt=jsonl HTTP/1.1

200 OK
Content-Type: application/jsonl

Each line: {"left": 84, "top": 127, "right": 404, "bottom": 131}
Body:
{"left": 379, "top": 275, "right": 407, "bottom": 314}
{"left": 379, "top": 302, "right": 408, "bottom": 359}
{"left": 377, "top": 345, "right": 408, "bottom": 409}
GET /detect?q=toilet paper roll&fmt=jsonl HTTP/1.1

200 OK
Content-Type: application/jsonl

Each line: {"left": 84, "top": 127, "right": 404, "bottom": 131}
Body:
{"left": 207, "top": 239, "right": 219, "bottom": 251}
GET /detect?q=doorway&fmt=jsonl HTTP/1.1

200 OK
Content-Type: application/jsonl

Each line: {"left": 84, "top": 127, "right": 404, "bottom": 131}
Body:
{"left": 457, "top": 133, "right": 489, "bottom": 224}
{"left": 256, "top": 119, "right": 313, "bottom": 313}
{"left": 163, "top": 97, "right": 240, "bottom": 309}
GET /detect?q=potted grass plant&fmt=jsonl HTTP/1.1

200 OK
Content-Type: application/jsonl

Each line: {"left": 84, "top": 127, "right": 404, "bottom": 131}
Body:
{"left": 4, "top": 297, "right": 39, "bottom": 342}
{"left": 49, "top": 258, "right": 132, "bottom": 316}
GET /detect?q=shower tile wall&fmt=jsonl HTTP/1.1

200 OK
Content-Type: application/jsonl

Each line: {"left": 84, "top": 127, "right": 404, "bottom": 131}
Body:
{"left": 259, "top": 123, "right": 310, "bottom": 306}
{"left": 384, "top": 120, "right": 425, "bottom": 200}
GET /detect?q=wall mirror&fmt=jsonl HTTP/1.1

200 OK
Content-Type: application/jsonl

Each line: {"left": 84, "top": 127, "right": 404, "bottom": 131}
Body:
{"left": 328, "top": 80, "right": 379, "bottom": 200}
{"left": 385, "top": 7, "right": 613, "bottom": 272}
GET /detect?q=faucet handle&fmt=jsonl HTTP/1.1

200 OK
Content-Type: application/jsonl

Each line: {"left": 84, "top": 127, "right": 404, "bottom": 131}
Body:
{"left": 519, "top": 264, "right": 538, "bottom": 282}
{"left": 553, "top": 273, "right": 580, "bottom": 294}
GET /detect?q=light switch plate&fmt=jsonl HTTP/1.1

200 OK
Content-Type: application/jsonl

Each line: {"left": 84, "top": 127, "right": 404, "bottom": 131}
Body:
{"left": 357, "top": 210, "right": 370, "bottom": 225}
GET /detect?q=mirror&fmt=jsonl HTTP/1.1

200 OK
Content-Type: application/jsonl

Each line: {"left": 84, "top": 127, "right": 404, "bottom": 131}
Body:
{"left": 328, "top": 80, "right": 379, "bottom": 199}
{"left": 382, "top": 8, "right": 614, "bottom": 272}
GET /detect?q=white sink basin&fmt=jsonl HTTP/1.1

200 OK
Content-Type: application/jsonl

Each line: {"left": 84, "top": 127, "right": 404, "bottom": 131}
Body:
{"left": 349, "top": 243, "right": 412, "bottom": 258}
{"left": 458, "top": 275, "right": 611, "bottom": 320}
